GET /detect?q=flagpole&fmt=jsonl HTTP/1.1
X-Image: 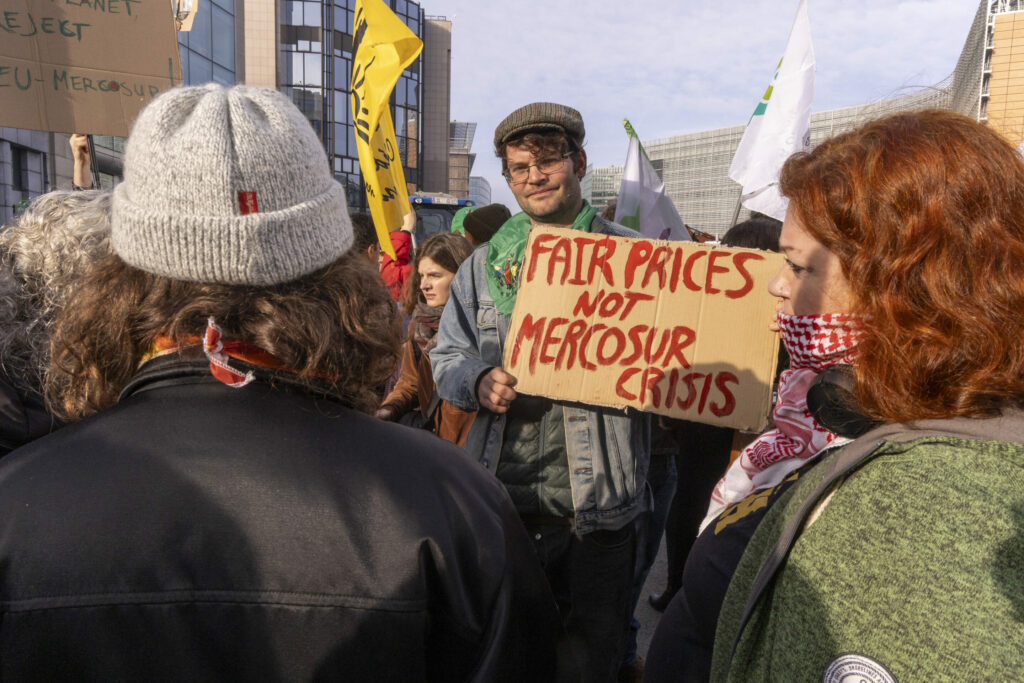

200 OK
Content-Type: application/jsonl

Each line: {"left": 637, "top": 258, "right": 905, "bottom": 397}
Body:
{"left": 729, "top": 189, "right": 743, "bottom": 229}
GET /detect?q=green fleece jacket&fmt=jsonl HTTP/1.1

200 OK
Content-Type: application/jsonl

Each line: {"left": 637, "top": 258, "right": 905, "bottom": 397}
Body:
{"left": 713, "top": 412, "right": 1024, "bottom": 683}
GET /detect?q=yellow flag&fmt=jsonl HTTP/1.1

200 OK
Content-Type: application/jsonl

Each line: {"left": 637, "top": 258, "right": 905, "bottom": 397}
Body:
{"left": 350, "top": 0, "right": 423, "bottom": 258}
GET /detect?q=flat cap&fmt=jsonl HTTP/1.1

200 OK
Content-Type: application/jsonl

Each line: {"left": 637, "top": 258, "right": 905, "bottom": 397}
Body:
{"left": 493, "top": 102, "right": 585, "bottom": 152}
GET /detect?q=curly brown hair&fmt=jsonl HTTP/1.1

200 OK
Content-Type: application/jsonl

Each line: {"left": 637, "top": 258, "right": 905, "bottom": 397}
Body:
{"left": 46, "top": 250, "right": 401, "bottom": 420}
{"left": 780, "top": 109, "right": 1024, "bottom": 421}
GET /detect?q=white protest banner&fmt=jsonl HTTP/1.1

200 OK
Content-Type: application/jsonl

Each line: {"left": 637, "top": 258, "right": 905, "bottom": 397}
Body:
{"left": 0, "top": 0, "right": 182, "bottom": 136}
{"left": 503, "top": 227, "right": 784, "bottom": 431}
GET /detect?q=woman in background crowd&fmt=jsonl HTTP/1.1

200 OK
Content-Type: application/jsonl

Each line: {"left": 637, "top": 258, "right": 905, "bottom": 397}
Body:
{"left": 377, "top": 232, "right": 476, "bottom": 446}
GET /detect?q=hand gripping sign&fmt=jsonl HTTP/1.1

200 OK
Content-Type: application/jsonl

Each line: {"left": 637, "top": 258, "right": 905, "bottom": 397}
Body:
{"left": 503, "top": 227, "right": 785, "bottom": 431}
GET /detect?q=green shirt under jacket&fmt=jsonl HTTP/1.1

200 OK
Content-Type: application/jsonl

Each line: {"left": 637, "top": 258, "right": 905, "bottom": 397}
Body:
{"left": 713, "top": 412, "right": 1024, "bottom": 683}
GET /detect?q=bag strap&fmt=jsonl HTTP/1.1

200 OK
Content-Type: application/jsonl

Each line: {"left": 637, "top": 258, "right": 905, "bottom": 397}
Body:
{"left": 424, "top": 389, "right": 442, "bottom": 425}
{"left": 725, "top": 422, "right": 964, "bottom": 671}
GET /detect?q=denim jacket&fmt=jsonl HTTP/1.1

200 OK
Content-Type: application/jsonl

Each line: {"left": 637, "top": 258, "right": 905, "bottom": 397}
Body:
{"left": 430, "top": 215, "right": 651, "bottom": 535}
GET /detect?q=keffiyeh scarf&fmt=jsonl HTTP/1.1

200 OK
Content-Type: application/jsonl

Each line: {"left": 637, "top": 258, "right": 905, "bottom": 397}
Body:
{"left": 699, "top": 311, "right": 861, "bottom": 534}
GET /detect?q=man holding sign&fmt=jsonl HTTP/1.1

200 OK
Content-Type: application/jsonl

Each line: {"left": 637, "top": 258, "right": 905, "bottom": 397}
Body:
{"left": 431, "top": 102, "right": 650, "bottom": 682}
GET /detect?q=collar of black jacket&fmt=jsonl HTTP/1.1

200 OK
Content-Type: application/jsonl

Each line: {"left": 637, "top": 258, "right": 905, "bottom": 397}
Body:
{"left": 119, "top": 354, "right": 348, "bottom": 407}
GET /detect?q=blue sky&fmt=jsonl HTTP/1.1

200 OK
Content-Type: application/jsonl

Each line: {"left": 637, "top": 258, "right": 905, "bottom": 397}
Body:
{"left": 429, "top": 0, "right": 982, "bottom": 211}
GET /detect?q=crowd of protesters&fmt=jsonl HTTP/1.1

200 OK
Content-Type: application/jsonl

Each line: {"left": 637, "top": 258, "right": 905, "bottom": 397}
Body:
{"left": 0, "top": 83, "right": 1022, "bottom": 682}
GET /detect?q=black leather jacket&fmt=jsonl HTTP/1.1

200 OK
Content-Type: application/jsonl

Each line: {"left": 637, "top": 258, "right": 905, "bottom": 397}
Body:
{"left": 0, "top": 369, "right": 60, "bottom": 457}
{"left": 0, "top": 357, "right": 561, "bottom": 681}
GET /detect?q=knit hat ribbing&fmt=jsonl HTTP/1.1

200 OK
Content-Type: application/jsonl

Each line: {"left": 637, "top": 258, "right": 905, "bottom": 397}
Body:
{"left": 112, "top": 84, "right": 352, "bottom": 285}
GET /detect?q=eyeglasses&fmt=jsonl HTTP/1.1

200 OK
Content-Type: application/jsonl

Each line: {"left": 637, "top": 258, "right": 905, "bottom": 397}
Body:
{"left": 503, "top": 153, "right": 573, "bottom": 184}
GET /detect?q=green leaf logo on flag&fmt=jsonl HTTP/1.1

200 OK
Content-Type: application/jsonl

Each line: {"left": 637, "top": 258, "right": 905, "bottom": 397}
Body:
{"left": 750, "top": 57, "right": 784, "bottom": 121}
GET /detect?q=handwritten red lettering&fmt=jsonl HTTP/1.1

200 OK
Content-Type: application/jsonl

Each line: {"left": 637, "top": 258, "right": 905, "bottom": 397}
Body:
{"left": 556, "top": 319, "right": 588, "bottom": 370}
{"left": 616, "top": 368, "right": 640, "bottom": 400}
{"left": 578, "top": 323, "right": 606, "bottom": 370}
{"left": 620, "top": 325, "right": 649, "bottom": 366}
{"left": 540, "top": 317, "right": 569, "bottom": 365}
{"left": 625, "top": 240, "right": 652, "bottom": 288}
{"left": 596, "top": 327, "right": 627, "bottom": 365}
{"left": 526, "top": 233, "right": 560, "bottom": 284}
{"left": 640, "top": 367, "right": 665, "bottom": 406}
{"left": 711, "top": 372, "right": 738, "bottom": 416}
{"left": 704, "top": 250, "right": 731, "bottom": 295}
{"left": 548, "top": 238, "right": 572, "bottom": 285}
{"left": 643, "top": 245, "right": 671, "bottom": 288}
{"left": 664, "top": 326, "right": 696, "bottom": 369}
{"left": 589, "top": 237, "right": 617, "bottom": 287}
{"left": 726, "top": 252, "right": 763, "bottom": 299}
{"left": 569, "top": 236, "right": 597, "bottom": 285}
{"left": 510, "top": 314, "right": 546, "bottom": 374}
{"left": 682, "top": 250, "right": 706, "bottom": 292}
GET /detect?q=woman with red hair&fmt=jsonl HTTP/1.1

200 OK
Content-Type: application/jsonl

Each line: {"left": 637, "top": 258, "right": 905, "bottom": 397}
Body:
{"left": 700, "top": 109, "right": 1024, "bottom": 681}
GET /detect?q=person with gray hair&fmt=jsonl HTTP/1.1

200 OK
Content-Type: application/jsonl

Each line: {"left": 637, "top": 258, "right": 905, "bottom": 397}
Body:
{"left": 0, "top": 84, "right": 561, "bottom": 680}
{"left": 0, "top": 189, "right": 112, "bottom": 455}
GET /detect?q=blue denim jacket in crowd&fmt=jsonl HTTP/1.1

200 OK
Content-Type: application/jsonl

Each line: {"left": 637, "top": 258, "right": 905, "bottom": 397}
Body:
{"left": 430, "top": 215, "right": 651, "bottom": 535}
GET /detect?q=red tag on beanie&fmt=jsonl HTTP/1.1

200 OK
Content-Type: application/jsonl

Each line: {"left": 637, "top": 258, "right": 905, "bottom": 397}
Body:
{"left": 238, "top": 191, "right": 259, "bottom": 215}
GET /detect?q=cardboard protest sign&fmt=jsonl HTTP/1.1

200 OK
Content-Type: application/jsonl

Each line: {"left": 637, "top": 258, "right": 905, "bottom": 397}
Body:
{"left": 0, "top": 0, "right": 182, "bottom": 136}
{"left": 503, "top": 227, "right": 785, "bottom": 432}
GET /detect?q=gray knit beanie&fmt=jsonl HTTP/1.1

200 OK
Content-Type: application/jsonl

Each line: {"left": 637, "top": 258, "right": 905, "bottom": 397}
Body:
{"left": 112, "top": 84, "right": 352, "bottom": 285}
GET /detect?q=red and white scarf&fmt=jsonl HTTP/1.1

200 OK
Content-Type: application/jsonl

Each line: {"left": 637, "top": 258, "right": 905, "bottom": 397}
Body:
{"left": 145, "top": 317, "right": 331, "bottom": 387}
{"left": 699, "top": 312, "right": 861, "bottom": 534}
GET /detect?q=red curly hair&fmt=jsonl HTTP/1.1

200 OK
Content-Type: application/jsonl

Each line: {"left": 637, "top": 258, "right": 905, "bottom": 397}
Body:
{"left": 780, "top": 109, "right": 1024, "bottom": 422}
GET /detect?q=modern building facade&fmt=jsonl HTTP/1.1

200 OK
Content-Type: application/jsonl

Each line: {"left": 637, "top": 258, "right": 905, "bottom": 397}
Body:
{"left": 468, "top": 176, "right": 491, "bottom": 207}
{"left": 448, "top": 121, "right": 476, "bottom": 199}
{"left": 629, "top": 0, "right": 1000, "bottom": 237}
{"left": 584, "top": 164, "right": 624, "bottom": 216}
{"left": 272, "top": 0, "right": 426, "bottom": 210}
{"left": 420, "top": 16, "right": 451, "bottom": 193}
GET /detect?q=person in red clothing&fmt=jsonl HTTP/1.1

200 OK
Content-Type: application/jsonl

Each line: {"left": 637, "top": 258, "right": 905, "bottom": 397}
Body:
{"left": 378, "top": 204, "right": 416, "bottom": 302}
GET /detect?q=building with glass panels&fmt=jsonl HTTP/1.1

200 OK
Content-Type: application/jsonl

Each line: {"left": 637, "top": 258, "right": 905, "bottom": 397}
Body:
{"left": 272, "top": 0, "right": 425, "bottom": 211}
{"left": 584, "top": 164, "right": 623, "bottom": 216}
{"left": 469, "top": 176, "right": 491, "bottom": 207}
{"left": 448, "top": 122, "right": 476, "bottom": 199}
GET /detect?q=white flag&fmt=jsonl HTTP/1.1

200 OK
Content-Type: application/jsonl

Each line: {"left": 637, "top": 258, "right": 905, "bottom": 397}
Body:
{"left": 615, "top": 119, "right": 691, "bottom": 241}
{"left": 728, "top": 0, "right": 815, "bottom": 221}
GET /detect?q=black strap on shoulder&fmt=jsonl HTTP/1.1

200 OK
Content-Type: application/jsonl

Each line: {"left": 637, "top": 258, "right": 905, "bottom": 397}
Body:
{"left": 424, "top": 389, "right": 441, "bottom": 424}
{"left": 725, "top": 422, "right": 958, "bottom": 670}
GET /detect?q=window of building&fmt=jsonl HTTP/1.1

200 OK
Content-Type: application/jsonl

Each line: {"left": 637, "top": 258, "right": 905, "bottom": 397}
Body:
{"left": 212, "top": 6, "right": 235, "bottom": 69}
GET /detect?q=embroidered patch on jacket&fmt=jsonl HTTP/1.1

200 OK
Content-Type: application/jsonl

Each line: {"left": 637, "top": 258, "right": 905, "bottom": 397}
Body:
{"left": 823, "top": 654, "right": 897, "bottom": 683}
{"left": 494, "top": 256, "right": 521, "bottom": 293}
